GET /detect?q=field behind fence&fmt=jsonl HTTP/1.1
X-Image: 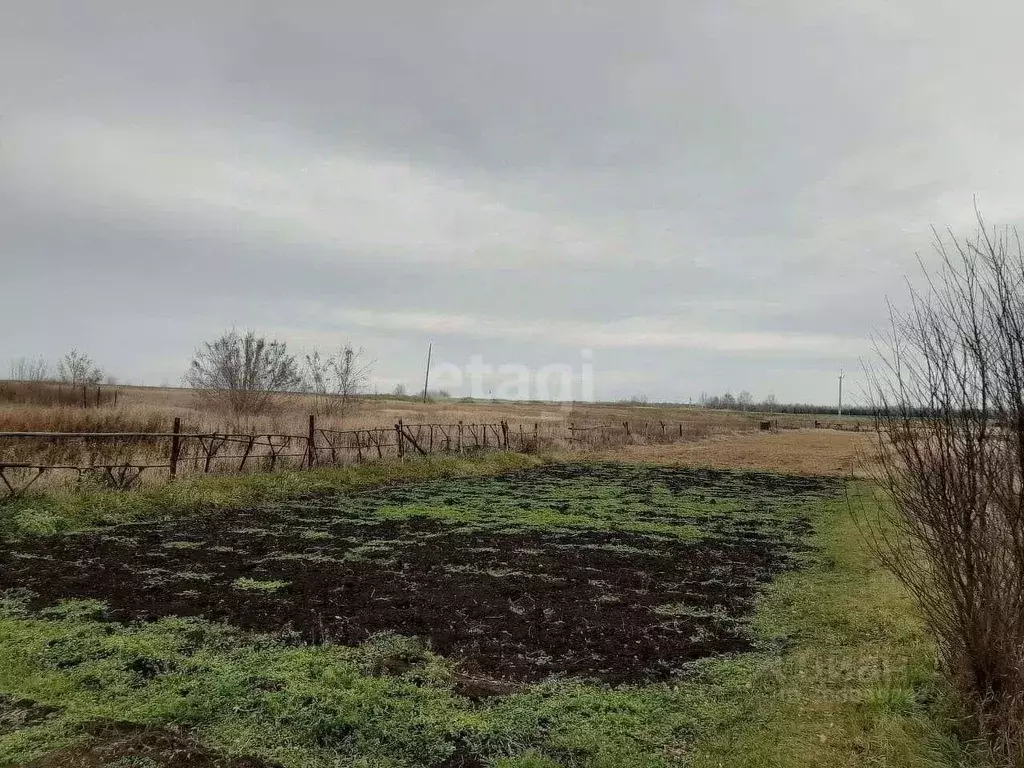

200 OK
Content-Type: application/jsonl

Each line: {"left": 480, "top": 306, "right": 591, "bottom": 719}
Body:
{"left": 0, "top": 385, "right": 865, "bottom": 501}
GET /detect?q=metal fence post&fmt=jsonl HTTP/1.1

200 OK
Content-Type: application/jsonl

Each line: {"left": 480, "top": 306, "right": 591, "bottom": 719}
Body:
{"left": 307, "top": 414, "right": 316, "bottom": 468}
{"left": 169, "top": 417, "right": 181, "bottom": 479}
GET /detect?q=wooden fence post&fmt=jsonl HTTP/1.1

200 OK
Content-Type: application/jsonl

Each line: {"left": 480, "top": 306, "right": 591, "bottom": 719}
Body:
{"left": 307, "top": 415, "right": 316, "bottom": 468}
{"left": 396, "top": 419, "right": 405, "bottom": 459}
{"left": 169, "top": 417, "right": 181, "bottom": 479}
{"left": 623, "top": 421, "right": 631, "bottom": 438}
{"left": 458, "top": 421, "right": 464, "bottom": 454}
{"left": 501, "top": 420, "right": 509, "bottom": 449}
{"left": 82, "top": 385, "right": 88, "bottom": 408}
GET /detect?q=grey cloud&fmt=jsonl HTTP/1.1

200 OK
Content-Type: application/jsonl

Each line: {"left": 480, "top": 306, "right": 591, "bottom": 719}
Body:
{"left": 3, "top": 1, "right": 1024, "bottom": 403}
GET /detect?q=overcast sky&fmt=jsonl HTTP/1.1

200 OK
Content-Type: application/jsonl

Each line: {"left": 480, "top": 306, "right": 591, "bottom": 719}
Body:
{"left": 3, "top": 1, "right": 1023, "bottom": 403}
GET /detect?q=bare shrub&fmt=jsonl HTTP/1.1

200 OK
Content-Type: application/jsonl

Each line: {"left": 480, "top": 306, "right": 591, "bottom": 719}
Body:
{"left": 57, "top": 349, "right": 103, "bottom": 386}
{"left": 184, "top": 330, "right": 302, "bottom": 422}
{"left": 302, "top": 344, "right": 374, "bottom": 419}
{"left": 8, "top": 356, "right": 51, "bottom": 382}
{"left": 865, "top": 210, "right": 1024, "bottom": 762}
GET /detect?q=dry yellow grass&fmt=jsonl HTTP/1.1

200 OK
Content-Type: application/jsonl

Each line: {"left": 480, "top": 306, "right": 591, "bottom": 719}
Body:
{"left": 599, "top": 428, "right": 879, "bottom": 477}
{"left": 0, "top": 385, "right": 859, "bottom": 436}
{"left": 0, "top": 385, "right": 875, "bottom": 487}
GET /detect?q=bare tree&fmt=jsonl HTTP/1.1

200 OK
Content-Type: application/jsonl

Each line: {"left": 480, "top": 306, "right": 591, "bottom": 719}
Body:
{"left": 302, "top": 344, "right": 374, "bottom": 418}
{"left": 303, "top": 350, "right": 335, "bottom": 416}
{"left": 737, "top": 391, "right": 753, "bottom": 411}
{"left": 57, "top": 349, "right": 103, "bottom": 386}
{"left": 392, "top": 383, "right": 408, "bottom": 397}
{"left": 185, "top": 330, "right": 302, "bottom": 419}
{"left": 8, "top": 356, "right": 51, "bottom": 382}
{"left": 335, "top": 345, "right": 373, "bottom": 412}
{"left": 864, "top": 210, "right": 1024, "bottom": 762}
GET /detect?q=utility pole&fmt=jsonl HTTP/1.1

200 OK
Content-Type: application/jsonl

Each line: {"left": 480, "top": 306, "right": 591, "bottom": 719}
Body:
{"left": 422, "top": 342, "right": 433, "bottom": 403}
{"left": 838, "top": 368, "right": 845, "bottom": 417}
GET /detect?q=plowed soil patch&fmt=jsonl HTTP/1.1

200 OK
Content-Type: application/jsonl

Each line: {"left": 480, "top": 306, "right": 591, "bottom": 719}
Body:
{"left": 0, "top": 464, "right": 839, "bottom": 684}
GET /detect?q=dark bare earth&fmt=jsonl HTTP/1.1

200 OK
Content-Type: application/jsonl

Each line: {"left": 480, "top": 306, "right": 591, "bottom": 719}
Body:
{"left": 23, "top": 721, "right": 279, "bottom": 768}
{"left": 0, "top": 463, "right": 839, "bottom": 685}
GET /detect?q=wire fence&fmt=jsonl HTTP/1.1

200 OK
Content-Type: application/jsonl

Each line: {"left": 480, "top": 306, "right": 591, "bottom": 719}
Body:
{"left": 0, "top": 415, "right": 738, "bottom": 501}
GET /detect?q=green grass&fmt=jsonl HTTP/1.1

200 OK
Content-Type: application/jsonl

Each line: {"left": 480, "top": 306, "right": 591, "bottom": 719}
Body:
{"left": 0, "top": 470, "right": 983, "bottom": 767}
{"left": 232, "top": 578, "right": 289, "bottom": 593}
{"left": 0, "top": 452, "right": 544, "bottom": 540}
{"left": 373, "top": 502, "right": 704, "bottom": 540}
{"left": 339, "top": 463, "right": 824, "bottom": 544}
{"left": 688, "top": 484, "right": 977, "bottom": 767}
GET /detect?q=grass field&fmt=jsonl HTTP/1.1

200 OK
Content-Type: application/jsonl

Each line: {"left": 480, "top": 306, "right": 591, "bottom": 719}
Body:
{"left": 0, "top": 442, "right": 982, "bottom": 767}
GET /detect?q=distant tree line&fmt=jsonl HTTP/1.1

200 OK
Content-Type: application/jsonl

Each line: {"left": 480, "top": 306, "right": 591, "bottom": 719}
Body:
{"left": 698, "top": 391, "right": 876, "bottom": 416}
{"left": 7, "top": 330, "right": 458, "bottom": 422}
{"left": 7, "top": 332, "right": 380, "bottom": 422}
{"left": 617, "top": 391, "right": 879, "bottom": 416}
{"left": 12, "top": 337, "right": 902, "bottom": 421}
